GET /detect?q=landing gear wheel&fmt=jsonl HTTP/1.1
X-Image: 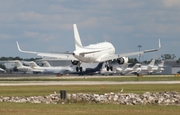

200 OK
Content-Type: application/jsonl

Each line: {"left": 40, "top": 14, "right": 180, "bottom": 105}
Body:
{"left": 106, "top": 66, "right": 109, "bottom": 71}
{"left": 80, "top": 67, "right": 83, "bottom": 72}
{"left": 76, "top": 67, "right": 79, "bottom": 72}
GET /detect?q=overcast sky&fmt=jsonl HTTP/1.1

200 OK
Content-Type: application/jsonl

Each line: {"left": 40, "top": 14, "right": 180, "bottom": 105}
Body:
{"left": 0, "top": 0, "right": 180, "bottom": 61}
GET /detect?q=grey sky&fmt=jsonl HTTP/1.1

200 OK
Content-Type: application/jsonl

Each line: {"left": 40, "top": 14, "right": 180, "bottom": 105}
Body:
{"left": 0, "top": 0, "right": 180, "bottom": 61}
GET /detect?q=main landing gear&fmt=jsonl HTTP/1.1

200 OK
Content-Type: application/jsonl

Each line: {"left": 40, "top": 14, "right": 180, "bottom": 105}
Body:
{"left": 105, "top": 61, "right": 113, "bottom": 71}
{"left": 76, "top": 66, "right": 83, "bottom": 72}
{"left": 105, "top": 65, "right": 113, "bottom": 71}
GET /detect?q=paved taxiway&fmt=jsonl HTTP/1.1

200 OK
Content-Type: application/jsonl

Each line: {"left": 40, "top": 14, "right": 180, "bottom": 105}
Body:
{"left": 1, "top": 81, "right": 180, "bottom": 86}
{"left": 0, "top": 75, "right": 179, "bottom": 86}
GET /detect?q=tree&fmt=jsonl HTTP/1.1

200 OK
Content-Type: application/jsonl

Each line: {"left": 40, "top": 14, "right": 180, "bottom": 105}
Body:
{"left": 177, "top": 58, "right": 180, "bottom": 64}
{"left": 161, "top": 54, "right": 176, "bottom": 60}
{"left": 128, "top": 58, "right": 139, "bottom": 66}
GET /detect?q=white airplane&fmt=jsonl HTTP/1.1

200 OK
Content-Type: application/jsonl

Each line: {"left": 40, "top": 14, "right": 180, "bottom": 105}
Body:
{"left": 150, "top": 61, "right": 164, "bottom": 73}
{"left": 16, "top": 24, "right": 161, "bottom": 72}
{"left": 134, "top": 59, "right": 162, "bottom": 75}
{"left": 29, "top": 61, "right": 74, "bottom": 75}
{"left": 41, "top": 61, "right": 52, "bottom": 67}
{"left": 0, "top": 67, "right": 5, "bottom": 73}
{"left": 116, "top": 63, "right": 141, "bottom": 75}
{"left": 13, "top": 60, "right": 33, "bottom": 73}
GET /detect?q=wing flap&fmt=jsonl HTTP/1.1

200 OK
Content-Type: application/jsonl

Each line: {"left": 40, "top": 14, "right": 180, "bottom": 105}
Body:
{"left": 37, "top": 53, "right": 77, "bottom": 60}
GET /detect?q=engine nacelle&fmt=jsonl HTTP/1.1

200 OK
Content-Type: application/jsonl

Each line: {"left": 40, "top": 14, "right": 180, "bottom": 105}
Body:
{"left": 71, "top": 60, "right": 80, "bottom": 65}
{"left": 117, "top": 57, "right": 128, "bottom": 64}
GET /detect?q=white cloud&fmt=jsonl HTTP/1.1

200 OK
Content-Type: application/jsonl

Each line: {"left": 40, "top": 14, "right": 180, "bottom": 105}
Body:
{"left": 0, "top": 34, "right": 13, "bottom": 40}
{"left": 24, "top": 31, "right": 39, "bottom": 38}
{"left": 19, "top": 12, "right": 45, "bottom": 22}
{"left": 162, "top": 0, "right": 180, "bottom": 7}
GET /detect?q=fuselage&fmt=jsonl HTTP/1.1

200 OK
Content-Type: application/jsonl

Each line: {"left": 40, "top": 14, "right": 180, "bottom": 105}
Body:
{"left": 73, "top": 42, "right": 115, "bottom": 63}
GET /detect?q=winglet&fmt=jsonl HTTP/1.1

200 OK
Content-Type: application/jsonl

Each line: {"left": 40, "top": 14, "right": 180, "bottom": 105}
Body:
{"left": 158, "top": 39, "right": 161, "bottom": 49}
{"left": 73, "top": 24, "right": 83, "bottom": 50}
{"left": 16, "top": 41, "right": 37, "bottom": 54}
{"left": 143, "top": 39, "right": 161, "bottom": 53}
{"left": 16, "top": 41, "right": 22, "bottom": 52}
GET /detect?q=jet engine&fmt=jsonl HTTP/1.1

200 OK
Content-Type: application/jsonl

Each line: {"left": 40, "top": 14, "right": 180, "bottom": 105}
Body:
{"left": 117, "top": 57, "right": 128, "bottom": 64}
{"left": 71, "top": 60, "right": 80, "bottom": 65}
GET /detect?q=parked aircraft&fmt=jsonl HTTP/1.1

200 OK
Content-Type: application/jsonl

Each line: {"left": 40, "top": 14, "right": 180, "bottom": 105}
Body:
{"left": 16, "top": 24, "right": 161, "bottom": 72}
{"left": 134, "top": 59, "right": 164, "bottom": 75}
{"left": 71, "top": 62, "right": 104, "bottom": 76}
{"left": 29, "top": 61, "right": 74, "bottom": 75}
{"left": 41, "top": 61, "right": 52, "bottom": 67}
{"left": 13, "top": 60, "right": 33, "bottom": 73}
{"left": 150, "top": 61, "right": 164, "bottom": 73}
{"left": 116, "top": 63, "right": 141, "bottom": 75}
{"left": 0, "top": 67, "right": 5, "bottom": 73}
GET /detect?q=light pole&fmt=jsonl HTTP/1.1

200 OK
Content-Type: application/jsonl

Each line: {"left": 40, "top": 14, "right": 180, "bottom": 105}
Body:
{"left": 137, "top": 45, "right": 142, "bottom": 62}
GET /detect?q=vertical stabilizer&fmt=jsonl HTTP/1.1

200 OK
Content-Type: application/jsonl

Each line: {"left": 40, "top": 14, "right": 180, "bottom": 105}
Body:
{"left": 158, "top": 61, "right": 164, "bottom": 67}
{"left": 73, "top": 24, "right": 83, "bottom": 50}
{"left": 14, "top": 60, "right": 23, "bottom": 67}
{"left": 95, "top": 62, "right": 104, "bottom": 70}
{"left": 149, "top": 59, "right": 155, "bottom": 66}
{"left": 132, "top": 63, "right": 141, "bottom": 70}
{"left": 122, "top": 63, "right": 130, "bottom": 71}
{"left": 29, "top": 61, "right": 39, "bottom": 68}
{"left": 42, "top": 61, "right": 51, "bottom": 67}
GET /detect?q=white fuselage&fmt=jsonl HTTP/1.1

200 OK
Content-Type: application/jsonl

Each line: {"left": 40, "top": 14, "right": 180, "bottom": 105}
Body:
{"left": 136, "top": 65, "right": 164, "bottom": 74}
{"left": 73, "top": 42, "right": 115, "bottom": 63}
{"left": 116, "top": 67, "right": 134, "bottom": 74}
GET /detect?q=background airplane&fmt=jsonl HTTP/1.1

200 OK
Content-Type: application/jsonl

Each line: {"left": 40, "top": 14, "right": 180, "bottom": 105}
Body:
{"left": 116, "top": 63, "right": 141, "bottom": 75}
{"left": 133, "top": 59, "right": 164, "bottom": 75}
{"left": 70, "top": 62, "right": 104, "bottom": 76}
{"left": 29, "top": 61, "right": 74, "bottom": 75}
{"left": 0, "top": 67, "right": 5, "bottom": 73}
{"left": 150, "top": 61, "right": 164, "bottom": 74}
{"left": 16, "top": 24, "right": 161, "bottom": 72}
{"left": 13, "top": 60, "right": 33, "bottom": 73}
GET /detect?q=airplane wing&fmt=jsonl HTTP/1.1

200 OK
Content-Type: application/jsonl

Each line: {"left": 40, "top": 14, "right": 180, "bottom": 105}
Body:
{"left": 96, "top": 39, "right": 161, "bottom": 62}
{"left": 16, "top": 41, "right": 77, "bottom": 60}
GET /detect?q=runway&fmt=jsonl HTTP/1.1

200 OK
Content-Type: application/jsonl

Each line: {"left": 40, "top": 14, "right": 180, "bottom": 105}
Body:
{"left": 1, "top": 81, "right": 180, "bottom": 86}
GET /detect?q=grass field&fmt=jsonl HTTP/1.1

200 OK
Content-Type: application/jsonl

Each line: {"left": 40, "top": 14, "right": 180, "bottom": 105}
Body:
{"left": 0, "top": 103, "right": 180, "bottom": 115}
{"left": 0, "top": 75, "right": 180, "bottom": 115}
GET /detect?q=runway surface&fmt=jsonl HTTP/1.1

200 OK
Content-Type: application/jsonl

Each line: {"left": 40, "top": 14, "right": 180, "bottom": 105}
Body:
{"left": 1, "top": 81, "right": 180, "bottom": 86}
{"left": 0, "top": 75, "right": 179, "bottom": 86}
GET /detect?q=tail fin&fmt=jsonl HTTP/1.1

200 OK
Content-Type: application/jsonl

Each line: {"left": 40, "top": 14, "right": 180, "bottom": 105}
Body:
{"left": 95, "top": 62, "right": 104, "bottom": 70}
{"left": 14, "top": 60, "right": 23, "bottom": 67}
{"left": 42, "top": 61, "right": 51, "bottom": 67}
{"left": 29, "top": 61, "right": 39, "bottom": 68}
{"left": 149, "top": 59, "right": 155, "bottom": 66}
{"left": 158, "top": 61, "right": 164, "bottom": 67}
{"left": 122, "top": 63, "right": 130, "bottom": 71}
{"left": 132, "top": 63, "right": 141, "bottom": 70}
{"left": 73, "top": 24, "right": 83, "bottom": 50}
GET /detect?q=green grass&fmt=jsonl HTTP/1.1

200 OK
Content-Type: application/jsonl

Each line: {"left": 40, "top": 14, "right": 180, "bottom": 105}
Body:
{"left": 0, "top": 84, "right": 180, "bottom": 96}
{"left": 0, "top": 102, "right": 180, "bottom": 115}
